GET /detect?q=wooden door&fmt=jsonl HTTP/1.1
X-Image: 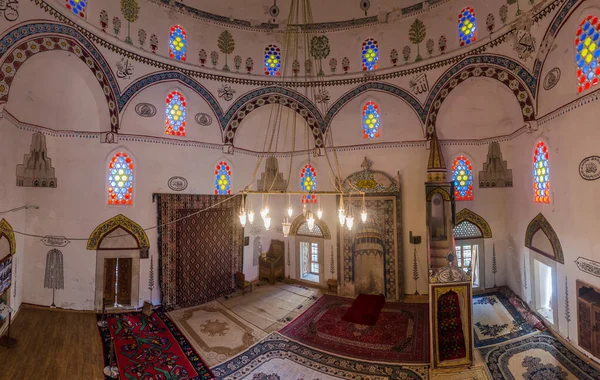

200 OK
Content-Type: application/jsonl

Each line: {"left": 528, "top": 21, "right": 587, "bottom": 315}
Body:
{"left": 104, "top": 258, "right": 117, "bottom": 304}
{"left": 578, "top": 299, "right": 593, "bottom": 353}
{"left": 117, "top": 258, "right": 132, "bottom": 305}
{"left": 593, "top": 305, "right": 600, "bottom": 358}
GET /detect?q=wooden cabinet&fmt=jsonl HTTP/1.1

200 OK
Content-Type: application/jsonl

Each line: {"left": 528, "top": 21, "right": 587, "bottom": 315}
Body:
{"left": 576, "top": 280, "right": 600, "bottom": 360}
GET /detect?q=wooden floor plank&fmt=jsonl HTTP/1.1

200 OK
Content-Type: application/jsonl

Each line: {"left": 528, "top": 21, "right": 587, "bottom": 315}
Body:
{"left": 0, "top": 306, "right": 104, "bottom": 380}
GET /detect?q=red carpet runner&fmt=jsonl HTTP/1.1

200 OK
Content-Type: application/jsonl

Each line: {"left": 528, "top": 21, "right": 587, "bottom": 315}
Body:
{"left": 98, "top": 309, "right": 213, "bottom": 380}
{"left": 342, "top": 293, "right": 386, "bottom": 325}
{"left": 280, "top": 295, "right": 429, "bottom": 363}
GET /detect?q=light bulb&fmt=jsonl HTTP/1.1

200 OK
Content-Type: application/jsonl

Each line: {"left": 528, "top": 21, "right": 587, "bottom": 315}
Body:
{"left": 239, "top": 211, "right": 247, "bottom": 227}
{"left": 317, "top": 207, "right": 323, "bottom": 219}
{"left": 338, "top": 211, "right": 346, "bottom": 226}
{"left": 346, "top": 215, "right": 354, "bottom": 230}
{"left": 282, "top": 218, "right": 291, "bottom": 237}
{"left": 307, "top": 213, "right": 316, "bottom": 231}
{"left": 261, "top": 206, "right": 270, "bottom": 221}
{"left": 287, "top": 206, "right": 293, "bottom": 218}
{"left": 264, "top": 214, "right": 271, "bottom": 231}
{"left": 248, "top": 210, "right": 255, "bottom": 224}
{"left": 361, "top": 210, "right": 367, "bottom": 223}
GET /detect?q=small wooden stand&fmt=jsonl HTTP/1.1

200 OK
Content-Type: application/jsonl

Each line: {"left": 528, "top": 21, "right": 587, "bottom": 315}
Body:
{"left": 327, "top": 279, "right": 338, "bottom": 293}
{"left": 0, "top": 312, "right": 17, "bottom": 348}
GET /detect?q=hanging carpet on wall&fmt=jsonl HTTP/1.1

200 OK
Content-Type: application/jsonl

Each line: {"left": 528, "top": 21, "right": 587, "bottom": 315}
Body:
{"left": 155, "top": 194, "right": 243, "bottom": 309}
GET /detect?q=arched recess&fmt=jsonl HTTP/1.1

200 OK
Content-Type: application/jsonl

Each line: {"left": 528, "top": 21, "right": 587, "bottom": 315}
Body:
{"left": 86, "top": 214, "right": 149, "bottom": 250}
{"left": 0, "top": 219, "right": 16, "bottom": 256}
{"left": 424, "top": 55, "right": 536, "bottom": 138}
{"left": 223, "top": 87, "right": 325, "bottom": 148}
{"left": 0, "top": 28, "right": 120, "bottom": 132}
{"left": 289, "top": 214, "right": 331, "bottom": 239}
{"left": 426, "top": 187, "right": 451, "bottom": 202}
{"left": 325, "top": 82, "right": 425, "bottom": 132}
{"left": 525, "top": 213, "right": 564, "bottom": 264}
{"left": 454, "top": 209, "right": 492, "bottom": 238}
{"left": 120, "top": 71, "right": 224, "bottom": 124}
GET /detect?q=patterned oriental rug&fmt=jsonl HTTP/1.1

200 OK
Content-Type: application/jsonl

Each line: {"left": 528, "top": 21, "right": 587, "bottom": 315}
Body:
{"left": 437, "top": 290, "right": 467, "bottom": 361}
{"left": 212, "top": 332, "right": 430, "bottom": 379}
{"left": 342, "top": 293, "right": 386, "bottom": 325}
{"left": 473, "top": 292, "right": 537, "bottom": 348}
{"left": 279, "top": 294, "right": 429, "bottom": 363}
{"left": 480, "top": 332, "right": 600, "bottom": 379}
{"left": 97, "top": 309, "right": 214, "bottom": 380}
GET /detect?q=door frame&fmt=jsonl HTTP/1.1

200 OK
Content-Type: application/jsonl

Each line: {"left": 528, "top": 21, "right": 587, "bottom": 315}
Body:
{"left": 295, "top": 236, "right": 324, "bottom": 287}
{"left": 454, "top": 238, "right": 485, "bottom": 290}
{"left": 95, "top": 250, "right": 140, "bottom": 311}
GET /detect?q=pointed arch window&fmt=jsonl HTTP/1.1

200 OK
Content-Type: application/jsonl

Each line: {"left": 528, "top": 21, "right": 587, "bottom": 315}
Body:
{"left": 264, "top": 44, "right": 281, "bottom": 76}
{"left": 301, "top": 164, "right": 317, "bottom": 204}
{"left": 452, "top": 156, "right": 474, "bottom": 201}
{"left": 533, "top": 141, "right": 551, "bottom": 204}
{"left": 575, "top": 15, "right": 600, "bottom": 93}
{"left": 362, "top": 101, "right": 380, "bottom": 139}
{"left": 165, "top": 90, "right": 187, "bottom": 136}
{"left": 361, "top": 38, "right": 379, "bottom": 71}
{"left": 169, "top": 25, "right": 187, "bottom": 61}
{"left": 108, "top": 152, "right": 134, "bottom": 206}
{"left": 66, "top": 0, "right": 87, "bottom": 18}
{"left": 215, "top": 161, "right": 232, "bottom": 195}
{"left": 458, "top": 7, "right": 477, "bottom": 46}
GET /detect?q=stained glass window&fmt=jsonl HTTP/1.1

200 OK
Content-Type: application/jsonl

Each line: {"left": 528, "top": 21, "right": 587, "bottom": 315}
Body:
{"left": 362, "top": 101, "right": 380, "bottom": 139}
{"left": 575, "top": 16, "right": 600, "bottom": 93}
{"left": 361, "top": 38, "right": 379, "bottom": 71}
{"left": 65, "top": 0, "right": 87, "bottom": 18}
{"left": 215, "top": 161, "right": 232, "bottom": 195}
{"left": 169, "top": 25, "right": 187, "bottom": 61}
{"left": 533, "top": 141, "right": 551, "bottom": 204}
{"left": 458, "top": 7, "right": 477, "bottom": 46}
{"left": 165, "top": 90, "right": 187, "bottom": 136}
{"left": 452, "top": 156, "right": 474, "bottom": 201}
{"left": 264, "top": 45, "right": 281, "bottom": 76}
{"left": 108, "top": 152, "right": 134, "bottom": 206}
{"left": 301, "top": 164, "right": 317, "bottom": 204}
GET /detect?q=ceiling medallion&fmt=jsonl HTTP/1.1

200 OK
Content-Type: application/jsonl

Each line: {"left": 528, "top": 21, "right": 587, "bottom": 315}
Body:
{"left": 579, "top": 156, "right": 600, "bottom": 181}
{"left": 360, "top": 0, "right": 371, "bottom": 16}
{"left": 543, "top": 68, "right": 561, "bottom": 91}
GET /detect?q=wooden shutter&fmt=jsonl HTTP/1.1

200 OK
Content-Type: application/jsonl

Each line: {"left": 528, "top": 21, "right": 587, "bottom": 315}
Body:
{"left": 578, "top": 299, "right": 593, "bottom": 353}
{"left": 116, "top": 258, "right": 132, "bottom": 305}
{"left": 104, "top": 258, "right": 117, "bottom": 304}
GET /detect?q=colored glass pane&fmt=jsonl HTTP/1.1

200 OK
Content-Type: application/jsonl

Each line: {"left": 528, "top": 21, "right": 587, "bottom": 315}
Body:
{"left": 264, "top": 45, "right": 281, "bottom": 76}
{"left": 66, "top": 0, "right": 87, "bottom": 18}
{"left": 458, "top": 7, "right": 477, "bottom": 46}
{"left": 361, "top": 38, "right": 379, "bottom": 71}
{"left": 533, "top": 141, "right": 551, "bottom": 204}
{"left": 215, "top": 161, "right": 232, "bottom": 195}
{"left": 165, "top": 90, "right": 187, "bottom": 136}
{"left": 169, "top": 25, "right": 187, "bottom": 61}
{"left": 452, "top": 156, "right": 474, "bottom": 201}
{"left": 300, "top": 164, "right": 317, "bottom": 204}
{"left": 575, "top": 16, "right": 600, "bottom": 93}
{"left": 362, "top": 101, "right": 380, "bottom": 139}
{"left": 108, "top": 152, "right": 134, "bottom": 206}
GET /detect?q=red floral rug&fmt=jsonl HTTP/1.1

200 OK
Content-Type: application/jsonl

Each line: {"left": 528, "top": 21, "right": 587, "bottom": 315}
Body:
{"left": 280, "top": 295, "right": 430, "bottom": 363}
{"left": 98, "top": 309, "right": 214, "bottom": 379}
{"left": 342, "top": 293, "right": 386, "bottom": 325}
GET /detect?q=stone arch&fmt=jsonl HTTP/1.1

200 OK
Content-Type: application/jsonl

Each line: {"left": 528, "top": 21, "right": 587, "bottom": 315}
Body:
{"left": 119, "top": 71, "right": 224, "bottom": 126}
{"left": 325, "top": 82, "right": 425, "bottom": 133}
{"left": 454, "top": 208, "right": 492, "bottom": 238}
{"left": 86, "top": 214, "right": 149, "bottom": 250}
{"left": 426, "top": 187, "right": 451, "bottom": 202}
{"left": 424, "top": 55, "right": 536, "bottom": 138}
{"left": 0, "top": 25, "right": 120, "bottom": 132}
{"left": 289, "top": 214, "right": 331, "bottom": 239}
{"left": 525, "top": 213, "right": 564, "bottom": 264}
{"left": 223, "top": 86, "right": 325, "bottom": 148}
{"left": 0, "top": 219, "right": 16, "bottom": 255}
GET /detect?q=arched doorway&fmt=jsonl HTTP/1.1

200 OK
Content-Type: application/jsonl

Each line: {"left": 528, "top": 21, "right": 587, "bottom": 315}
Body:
{"left": 87, "top": 214, "right": 149, "bottom": 311}
{"left": 453, "top": 209, "right": 492, "bottom": 290}
{"left": 290, "top": 215, "right": 331, "bottom": 286}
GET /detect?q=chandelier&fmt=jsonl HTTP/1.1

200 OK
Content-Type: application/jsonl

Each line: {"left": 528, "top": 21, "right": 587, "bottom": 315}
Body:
{"left": 238, "top": 0, "right": 367, "bottom": 236}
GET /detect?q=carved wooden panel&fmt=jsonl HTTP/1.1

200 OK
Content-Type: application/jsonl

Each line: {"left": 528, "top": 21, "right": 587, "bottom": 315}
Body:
{"left": 594, "top": 306, "right": 600, "bottom": 357}
{"left": 104, "top": 258, "right": 117, "bottom": 304}
{"left": 117, "top": 258, "right": 132, "bottom": 305}
{"left": 578, "top": 300, "right": 592, "bottom": 352}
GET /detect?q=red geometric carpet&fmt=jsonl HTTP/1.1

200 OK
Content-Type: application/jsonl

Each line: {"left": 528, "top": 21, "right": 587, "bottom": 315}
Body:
{"left": 280, "top": 295, "right": 430, "bottom": 363}
{"left": 97, "top": 309, "right": 214, "bottom": 379}
{"left": 342, "top": 293, "right": 386, "bottom": 325}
